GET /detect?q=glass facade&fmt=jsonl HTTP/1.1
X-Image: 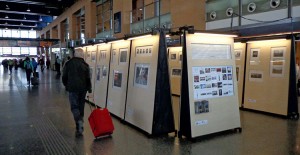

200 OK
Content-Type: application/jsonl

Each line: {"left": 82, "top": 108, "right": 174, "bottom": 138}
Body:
{"left": 96, "top": 0, "right": 113, "bottom": 33}
{"left": 0, "top": 29, "right": 36, "bottom": 38}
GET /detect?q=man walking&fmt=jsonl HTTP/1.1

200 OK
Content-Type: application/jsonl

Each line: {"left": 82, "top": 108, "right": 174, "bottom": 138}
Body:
{"left": 62, "top": 48, "right": 92, "bottom": 137}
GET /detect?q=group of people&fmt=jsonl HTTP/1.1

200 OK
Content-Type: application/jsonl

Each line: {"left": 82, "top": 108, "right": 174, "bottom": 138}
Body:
{"left": 1, "top": 50, "right": 92, "bottom": 138}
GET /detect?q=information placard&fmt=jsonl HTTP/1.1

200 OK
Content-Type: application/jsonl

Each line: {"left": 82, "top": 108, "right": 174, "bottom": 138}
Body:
{"left": 191, "top": 44, "right": 231, "bottom": 60}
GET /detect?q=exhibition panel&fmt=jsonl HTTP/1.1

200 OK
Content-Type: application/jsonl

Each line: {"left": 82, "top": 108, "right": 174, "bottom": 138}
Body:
{"left": 180, "top": 32, "right": 241, "bottom": 139}
{"left": 243, "top": 39, "right": 293, "bottom": 116}
{"left": 168, "top": 46, "right": 183, "bottom": 95}
{"left": 234, "top": 43, "right": 247, "bottom": 107}
{"left": 93, "top": 43, "right": 112, "bottom": 108}
{"left": 168, "top": 46, "right": 183, "bottom": 131}
{"left": 85, "top": 45, "right": 97, "bottom": 102}
{"left": 125, "top": 32, "right": 175, "bottom": 135}
{"left": 106, "top": 40, "right": 131, "bottom": 119}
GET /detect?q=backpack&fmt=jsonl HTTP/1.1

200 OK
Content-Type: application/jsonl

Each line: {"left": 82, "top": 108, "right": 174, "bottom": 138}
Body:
{"left": 26, "top": 62, "right": 31, "bottom": 69}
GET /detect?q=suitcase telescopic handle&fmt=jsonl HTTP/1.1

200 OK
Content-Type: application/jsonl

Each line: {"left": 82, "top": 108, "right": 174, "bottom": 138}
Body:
{"left": 87, "top": 96, "right": 96, "bottom": 112}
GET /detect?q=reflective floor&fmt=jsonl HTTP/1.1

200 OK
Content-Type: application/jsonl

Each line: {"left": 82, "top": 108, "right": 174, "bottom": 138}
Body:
{"left": 0, "top": 66, "right": 300, "bottom": 155}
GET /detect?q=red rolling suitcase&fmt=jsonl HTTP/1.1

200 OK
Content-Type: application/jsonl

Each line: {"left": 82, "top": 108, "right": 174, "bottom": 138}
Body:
{"left": 88, "top": 106, "right": 114, "bottom": 138}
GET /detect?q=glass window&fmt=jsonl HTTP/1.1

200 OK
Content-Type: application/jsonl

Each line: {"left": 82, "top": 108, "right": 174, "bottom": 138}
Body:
{"left": 0, "top": 47, "right": 2, "bottom": 55}
{"left": 11, "top": 30, "right": 20, "bottom": 38}
{"left": 21, "top": 47, "right": 29, "bottom": 55}
{"left": 21, "top": 30, "right": 29, "bottom": 38}
{"left": 29, "top": 30, "right": 36, "bottom": 38}
{"left": 29, "top": 47, "right": 37, "bottom": 55}
{"left": 12, "top": 47, "right": 21, "bottom": 55}
{"left": 96, "top": 0, "right": 112, "bottom": 33}
{"left": 0, "top": 29, "right": 3, "bottom": 37}
{"left": 3, "top": 47, "right": 11, "bottom": 55}
{"left": 3, "top": 30, "right": 11, "bottom": 37}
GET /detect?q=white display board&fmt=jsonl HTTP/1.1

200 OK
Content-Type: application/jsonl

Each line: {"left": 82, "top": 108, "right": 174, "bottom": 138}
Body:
{"left": 93, "top": 43, "right": 112, "bottom": 108}
{"left": 168, "top": 47, "right": 182, "bottom": 95}
{"left": 125, "top": 35, "right": 160, "bottom": 134}
{"left": 85, "top": 45, "right": 97, "bottom": 101}
{"left": 106, "top": 40, "right": 131, "bottom": 119}
{"left": 182, "top": 33, "right": 241, "bottom": 138}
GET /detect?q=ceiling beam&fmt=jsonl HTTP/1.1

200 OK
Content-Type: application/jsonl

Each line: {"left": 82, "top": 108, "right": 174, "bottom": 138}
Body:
{"left": 0, "top": 18, "right": 39, "bottom": 23}
{"left": 0, "top": 10, "right": 49, "bottom": 16}
{"left": 0, "top": 0, "right": 46, "bottom": 5}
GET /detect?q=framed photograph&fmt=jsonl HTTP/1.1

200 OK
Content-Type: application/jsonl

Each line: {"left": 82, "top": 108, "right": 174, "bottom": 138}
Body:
{"left": 179, "top": 52, "right": 182, "bottom": 62}
{"left": 249, "top": 70, "right": 263, "bottom": 82}
{"left": 119, "top": 48, "right": 127, "bottom": 64}
{"left": 89, "top": 67, "right": 93, "bottom": 79}
{"left": 100, "top": 50, "right": 107, "bottom": 60}
{"left": 170, "top": 52, "right": 177, "bottom": 60}
{"left": 135, "top": 45, "right": 153, "bottom": 57}
{"left": 172, "top": 68, "right": 182, "bottom": 76}
{"left": 102, "top": 66, "right": 108, "bottom": 78}
{"left": 270, "top": 47, "right": 286, "bottom": 77}
{"left": 113, "top": 70, "right": 122, "bottom": 88}
{"left": 194, "top": 100, "right": 209, "bottom": 114}
{"left": 234, "top": 49, "right": 242, "bottom": 60}
{"left": 87, "top": 51, "right": 91, "bottom": 61}
{"left": 236, "top": 66, "right": 240, "bottom": 82}
{"left": 134, "top": 63, "right": 150, "bottom": 88}
{"left": 91, "top": 51, "right": 96, "bottom": 63}
{"left": 111, "top": 49, "right": 117, "bottom": 63}
{"left": 250, "top": 48, "right": 260, "bottom": 65}
{"left": 270, "top": 65, "right": 284, "bottom": 77}
{"left": 96, "top": 66, "right": 101, "bottom": 82}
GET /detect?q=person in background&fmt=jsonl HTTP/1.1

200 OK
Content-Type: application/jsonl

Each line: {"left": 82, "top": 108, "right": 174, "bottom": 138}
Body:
{"left": 8, "top": 59, "right": 14, "bottom": 75}
{"left": 39, "top": 57, "right": 45, "bottom": 72}
{"left": 24, "top": 57, "right": 33, "bottom": 85}
{"left": 31, "top": 58, "right": 38, "bottom": 74}
{"left": 14, "top": 59, "right": 19, "bottom": 70}
{"left": 55, "top": 56, "right": 61, "bottom": 75}
{"left": 46, "top": 57, "right": 50, "bottom": 69}
{"left": 62, "top": 48, "right": 92, "bottom": 137}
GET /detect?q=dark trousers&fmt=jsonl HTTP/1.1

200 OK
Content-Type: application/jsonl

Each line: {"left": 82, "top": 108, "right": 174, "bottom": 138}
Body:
{"left": 55, "top": 63, "right": 60, "bottom": 74}
{"left": 69, "top": 91, "right": 87, "bottom": 130}
{"left": 25, "top": 69, "right": 32, "bottom": 83}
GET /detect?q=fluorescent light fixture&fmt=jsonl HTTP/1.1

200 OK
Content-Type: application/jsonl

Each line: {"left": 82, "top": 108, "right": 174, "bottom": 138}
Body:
{"left": 194, "top": 32, "right": 238, "bottom": 38}
{"left": 234, "top": 42, "right": 242, "bottom": 44}
{"left": 247, "top": 38, "right": 286, "bottom": 43}
{"left": 27, "top": 7, "right": 30, "bottom": 12}
{"left": 127, "top": 34, "right": 152, "bottom": 40}
{"left": 109, "top": 39, "right": 125, "bottom": 44}
{"left": 5, "top": 15, "right": 8, "bottom": 19}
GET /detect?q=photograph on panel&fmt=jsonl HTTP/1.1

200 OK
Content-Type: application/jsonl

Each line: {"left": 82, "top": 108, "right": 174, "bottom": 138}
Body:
{"left": 134, "top": 63, "right": 150, "bottom": 87}
{"left": 135, "top": 46, "right": 153, "bottom": 57}
{"left": 119, "top": 48, "right": 128, "bottom": 64}
{"left": 113, "top": 70, "right": 122, "bottom": 88}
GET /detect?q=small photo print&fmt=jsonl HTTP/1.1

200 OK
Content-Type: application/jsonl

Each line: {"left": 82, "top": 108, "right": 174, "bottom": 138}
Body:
{"left": 134, "top": 64, "right": 150, "bottom": 87}
{"left": 170, "top": 52, "right": 177, "bottom": 60}
{"left": 96, "top": 67, "right": 101, "bottom": 81}
{"left": 228, "top": 74, "right": 232, "bottom": 80}
{"left": 194, "top": 100, "right": 209, "bottom": 114}
{"left": 222, "top": 74, "right": 227, "bottom": 80}
{"left": 194, "top": 76, "right": 200, "bottom": 82}
{"left": 219, "top": 89, "right": 223, "bottom": 96}
{"left": 216, "top": 68, "right": 222, "bottom": 72}
{"left": 235, "top": 49, "right": 242, "bottom": 60}
{"left": 102, "top": 66, "right": 108, "bottom": 77}
{"left": 252, "top": 50, "right": 258, "bottom": 57}
{"left": 179, "top": 52, "right": 182, "bottom": 62}
{"left": 200, "top": 69, "right": 205, "bottom": 74}
{"left": 205, "top": 68, "right": 211, "bottom": 73}
{"left": 227, "top": 67, "right": 232, "bottom": 73}
{"left": 217, "top": 82, "right": 222, "bottom": 88}
{"left": 100, "top": 51, "right": 107, "bottom": 59}
{"left": 212, "top": 83, "right": 218, "bottom": 88}
{"left": 111, "top": 49, "right": 117, "bottom": 63}
{"left": 249, "top": 70, "right": 263, "bottom": 82}
{"left": 113, "top": 71, "right": 122, "bottom": 88}
{"left": 119, "top": 49, "right": 127, "bottom": 63}
{"left": 222, "top": 67, "right": 227, "bottom": 73}
{"left": 172, "top": 68, "right": 182, "bottom": 76}
{"left": 91, "top": 51, "right": 96, "bottom": 62}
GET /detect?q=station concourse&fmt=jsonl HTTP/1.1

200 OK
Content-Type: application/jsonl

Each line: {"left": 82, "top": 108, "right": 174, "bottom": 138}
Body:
{"left": 0, "top": 67, "right": 299, "bottom": 155}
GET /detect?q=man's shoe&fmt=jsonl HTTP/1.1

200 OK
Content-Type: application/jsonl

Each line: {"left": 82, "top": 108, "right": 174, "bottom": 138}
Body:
{"left": 78, "top": 120, "right": 84, "bottom": 134}
{"left": 75, "top": 131, "right": 83, "bottom": 137}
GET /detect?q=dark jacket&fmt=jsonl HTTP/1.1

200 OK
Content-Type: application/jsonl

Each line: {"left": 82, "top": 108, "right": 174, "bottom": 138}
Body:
{"left": 62, "top": 57, "right": 92, "bottom": 93}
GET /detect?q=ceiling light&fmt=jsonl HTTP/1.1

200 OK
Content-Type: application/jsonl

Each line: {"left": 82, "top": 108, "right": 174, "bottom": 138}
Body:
{"left": 5, "top": 15, "right": 8, "bottom": 19}
{"left": 27, "top": 7, "right": 30, "bottom": 12}
{"left": 5, "top": 27, "right": 8, "bottom": 30}
{"left": 6, "top": 5, "right": 10, "bottom": 10}
{"left": 20, "top": 23, "right": 23, "bottom": 26}
{"left": 34, "top": 23, "right": 37, "bottom": 27}
{"left": 23, "top": 15, "right": 26, "bottom": 20}
{"left": 39, "top": 16, "right": 43, "bottom": 22}
{"left": 5, "top": 22, "right": 8, "bottom": 25}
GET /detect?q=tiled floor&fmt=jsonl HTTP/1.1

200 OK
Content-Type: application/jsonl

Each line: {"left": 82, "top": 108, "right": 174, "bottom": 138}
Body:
{"left": 0, "top": 66, "right": 300, "bottom": 155}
